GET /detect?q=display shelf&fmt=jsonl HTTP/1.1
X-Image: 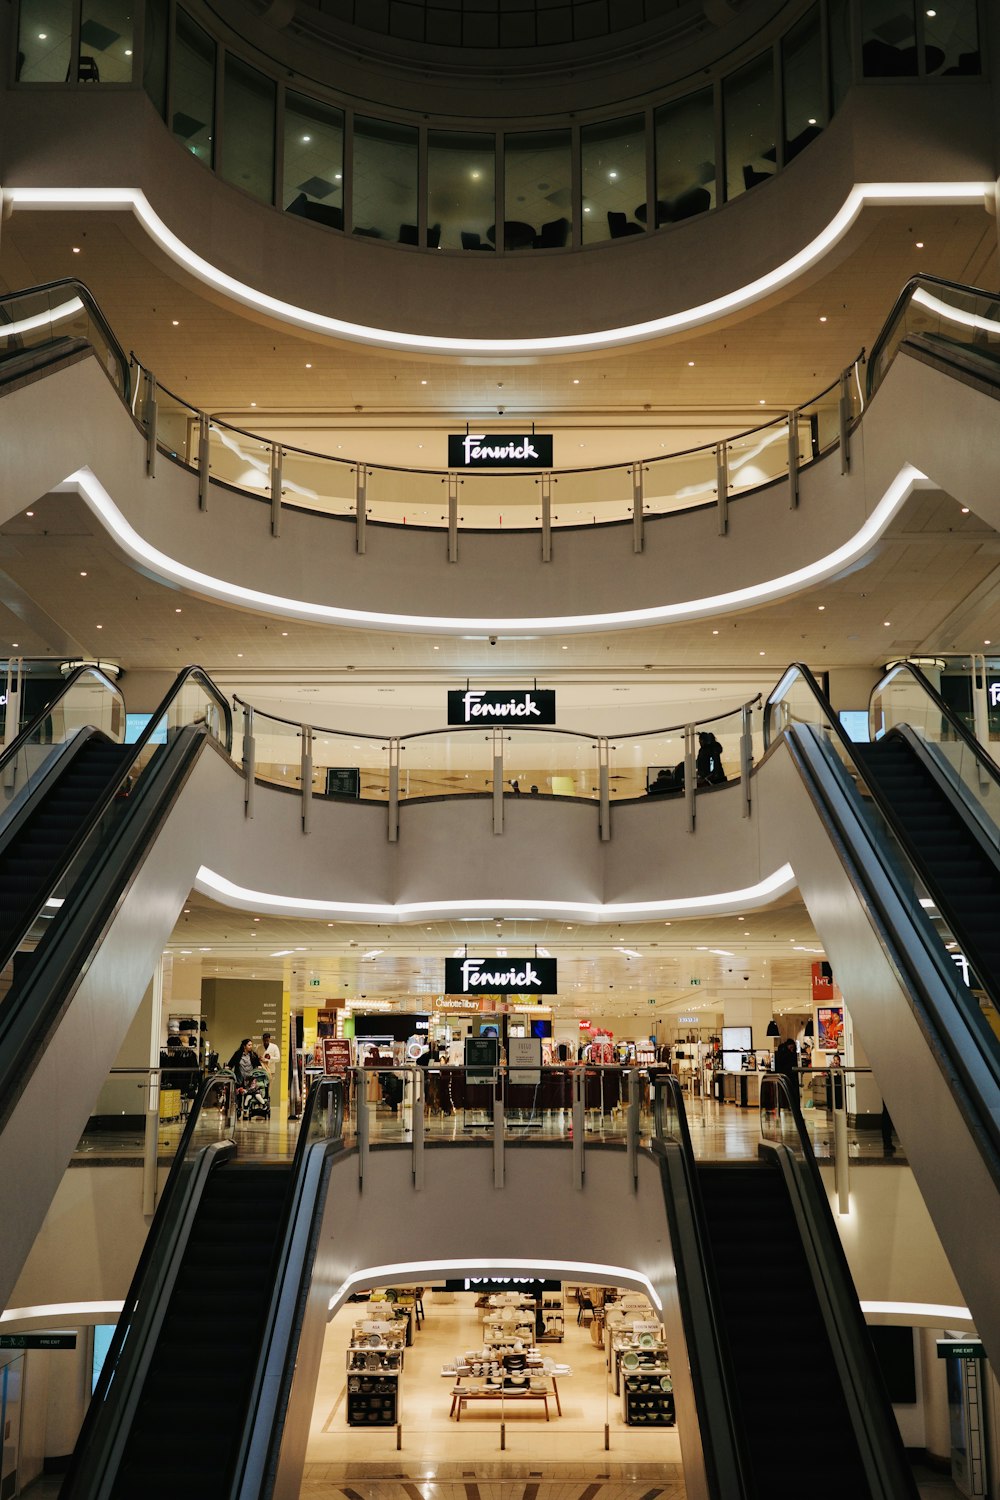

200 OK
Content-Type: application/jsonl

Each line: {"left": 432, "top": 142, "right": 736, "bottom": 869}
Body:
{"left": 612, "top": 1342, "right": 669, "bottom": 1394}
{"left": 347, "top": 1346, "right": 402, "bottom": 1375}
{"left": 622, "top": 1372, "right": 675, "bottom": 1427}
{"left": 539, "top": 1291, "right": 564, "bottom": 1342}
{"left": 347, "top": 1373, "right": 398, "bottom": 1427}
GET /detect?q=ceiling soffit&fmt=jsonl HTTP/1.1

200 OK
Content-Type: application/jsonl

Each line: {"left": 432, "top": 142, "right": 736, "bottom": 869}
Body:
{"left": 209, "top": 0, "right": 791, "bottom": 115}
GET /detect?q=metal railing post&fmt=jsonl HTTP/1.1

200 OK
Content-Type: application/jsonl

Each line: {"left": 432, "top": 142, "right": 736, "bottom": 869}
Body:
{"left": 740, "top": 702, "right": 752, "bottom": 818}
{"left": 198, "top": 413, "right": 210, "bottom": 510}
{"left": 301, "top": 723, "right": 312, "bottom": 834}
{"left": 684, "top": 724, "right": 696, "bottom": 833}
{"left": 270, "top": 444, "right": 283, "bottom": 536}
{"left": 572, "top": 1068, "right": 585, "bottom": 1188}
{"left": 540, "top": 473, "right": 552, "bottom": 563}
{"left": 447, "top": 473, "right": 459, "bottom": 563}
{"left": 598, "top": 737, "right": 611, "bottom": 842}
{"left": 388, "top": 737, "right": 400, "bottom": 843}
{"left": 412, "top": 1068, "right": 425, "bottom": 1189}
{"left": 142, "top": 1068, "right": 160, "bottom": 1216}
{"left": 838, "top": 368, "right": 851, "bottom": 475}
{"left": 787, "top": 410, "right": 799, "bottom": 509}
{"left": 357, "top": 1067, "right": 369, "bottom": 1185}
{"left": 833, "top": 1075, "right": 850, "bottom": 1215}
{"left": 243, "top": 704, "right": 255, "bottom": 819}
{"left": 715, "top": 442, "right": 728, "bottom": 535}
{"left": 493, "top": 728, "right": 504, "bottom": 835}
{"left": 627, "top": 1070, "right": 640, "bottom": 1187}
{"left": 493, "top": 1071, "right": 504, "bottom": 1189}
{"left": 144, "top": 368, "right": 158, "bottom": 477}
{"left": 631, "top": 462, "right": 644, "bottom": 553}
{"left": 356, "top": 464, "right": 368, "bottom": 554}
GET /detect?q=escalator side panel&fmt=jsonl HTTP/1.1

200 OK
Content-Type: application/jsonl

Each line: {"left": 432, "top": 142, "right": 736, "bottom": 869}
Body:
{"left": 0, "top": 744, "right": 244, "bottom": 1312}
{"left": 754, "top": 740, "right": 1000, "bottom": 1371}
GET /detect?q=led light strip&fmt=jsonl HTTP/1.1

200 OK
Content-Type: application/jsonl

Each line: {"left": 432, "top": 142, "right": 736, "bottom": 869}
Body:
{"left": 0, "top": 1300, "right": 124, "bottom": 1324}
{"left": 4, "top": 182, "right": 991, "bottom": 355}
{"left": 194, "top": 862, "right": 796, "bottom": 922}
{"left": 328, "top": 1259, "right": 663, "bottom": 1313}
{"left": 58, "top": 463, "right": 930, "bottom": 633}
{"left": 860, "top": 1300, "right": 973, "bottom": 1324}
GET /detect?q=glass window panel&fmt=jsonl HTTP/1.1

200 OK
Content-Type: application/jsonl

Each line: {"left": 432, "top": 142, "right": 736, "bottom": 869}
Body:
{"left": 723, "top": 51, "right": 776, "bottom": 202}
{"left": 427, "top": 130, "right": 495, "bottom": 251}
{"left": 353, "top": 116, "right": 418, "bottom": 244}
{"left": 77, "top": 0, "right": 133, "bottom": 82}
{"left": 828, "top": 0, "right": 853, "bottom": 110}
{"left": 142, "top": 0, "right": 168, "bottom": 113}
{"left": 283, "top": 91, "right": 344, "bottom": 227}
{"left": 782, "top": 5, "right": 823, "bottom": 163}
{"left": 503, "top": 128, "right": 572, "bottom": 251}
{"left": 860, "top": 0, "right": 917, "bottom": 75}
{"left": 222, "top": 55, "right": 275, "bottom": 203}
{"left": 16, "top": 0, "right": 73, "bottom": 82}
{"left": 581, "top": 115, "right": 645, "bottom": 244}
{"left": 172, "top": 10, "right": 215, "bottom": 167}
{"left": 653, "top": 88, "right": 716, "bottom": 227}
{"left": 923, "top": 0, "right": 980, "bottom": 75}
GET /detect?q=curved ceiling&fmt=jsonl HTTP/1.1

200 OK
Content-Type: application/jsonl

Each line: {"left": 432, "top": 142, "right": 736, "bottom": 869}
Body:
{"left": 299, "top": 0, "right": 705, "bottom": 50}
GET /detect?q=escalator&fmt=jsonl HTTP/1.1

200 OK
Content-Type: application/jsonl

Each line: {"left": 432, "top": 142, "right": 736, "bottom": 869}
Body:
{"left": 762, "top": 660, "right": 1000, "bottom": 1364}
{"left": 62, "top": 1075, "right": 345, "bottom": 1500}
{"left": 0, "top": 663, "right": 234, "bottom": 1310}
{"left": 653, "top": 1076, "right": 915, "bottom": 1500}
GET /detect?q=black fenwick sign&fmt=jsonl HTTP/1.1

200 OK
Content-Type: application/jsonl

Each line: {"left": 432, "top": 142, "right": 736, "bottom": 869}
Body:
{"left": 448, "top": 432, "right": 553, "bottom": 469}
{"left": 445, "top": 957, "right": 558, "bottom": 995}
{"left": 448, "top": 689, "right": 556, "bottom": 726}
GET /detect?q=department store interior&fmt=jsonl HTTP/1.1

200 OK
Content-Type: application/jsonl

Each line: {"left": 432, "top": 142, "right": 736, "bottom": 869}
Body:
{"left": 2, "top": 0, "right": 1000, "bottom": 1497}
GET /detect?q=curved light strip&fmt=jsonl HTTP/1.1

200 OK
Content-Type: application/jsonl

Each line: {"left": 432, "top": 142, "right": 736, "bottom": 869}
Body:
{"left": 860, "top": 1300, "right": 973, "bottom": 1323}
{"left": 328, "top": 1259, "right": 662, "bottom": 1314}
{"left": 911, "top": 285, "right": 1000, "bottom": 335}
{"left": 5, "top": 182, "right": 990, "bottom": 355}
{"left": 0, "top": 1300, "right": 124, "bottom": 1324}
{"left": 58, "top": 463, "right": 929, "bottom": 633}
{"left": 194, "top": 861, "right": 796, "bottom": 922}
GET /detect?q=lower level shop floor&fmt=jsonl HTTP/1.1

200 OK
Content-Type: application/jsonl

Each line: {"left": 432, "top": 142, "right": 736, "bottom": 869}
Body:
{"left": 308, "top": 1294, "right": 682, "bottom": 1472}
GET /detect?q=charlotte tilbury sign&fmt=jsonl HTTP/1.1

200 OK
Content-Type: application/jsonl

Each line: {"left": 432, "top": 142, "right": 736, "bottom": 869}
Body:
{"left": 448, "top": 433, "right": 553, "bottom": 469}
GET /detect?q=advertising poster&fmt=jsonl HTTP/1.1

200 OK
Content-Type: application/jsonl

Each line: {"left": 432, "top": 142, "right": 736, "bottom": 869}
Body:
{"left": 817, "top": 1005, "right": 844, "bottom": 1052}
{"left": 508, "top": 1036, "right": 542, "bottom": 1085}
{"left": 323, "top": 1037, "right": 353, "bottom": 1072}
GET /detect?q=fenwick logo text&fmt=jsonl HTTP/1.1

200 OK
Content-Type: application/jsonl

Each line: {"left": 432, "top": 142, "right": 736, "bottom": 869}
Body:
{"left": 462, "top": 434, "right": 538, "bottom": 464}
{"left": 459, "top": 960, "right": 540, "bottom": 990}
{"left": 461, "top": 691, "right": 540, "bottom": 722}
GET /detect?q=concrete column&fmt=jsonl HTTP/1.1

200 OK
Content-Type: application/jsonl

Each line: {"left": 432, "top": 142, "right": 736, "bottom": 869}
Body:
{"left": 920, "top": 1327, "right": 952, "bottom": 1467}
{"left": 722, "top": 995, "right": 776, "bottom": 1055}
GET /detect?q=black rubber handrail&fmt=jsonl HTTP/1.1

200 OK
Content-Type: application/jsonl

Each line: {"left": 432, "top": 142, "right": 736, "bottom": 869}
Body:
{"left": 0, "top": 664, "right": 125, "bottom": 778}
{"left": 865, "top": 273, "right": 1000, "bottom": 400}
{"left": 0, "top": 277, "right": 131, "bottom": 401}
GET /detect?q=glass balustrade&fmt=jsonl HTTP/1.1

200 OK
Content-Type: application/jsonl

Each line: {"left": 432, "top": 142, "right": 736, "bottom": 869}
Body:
{"left": 502, "top": 729, "right": 599, "bottom": 800}
{"left": 399, "top": 728, "right": 495, "bottom": 800}
{"left": 310, "top": 726, "right": 390, "bottom": 802}
{"left": 643, "top": 445, "right": 718, "bottom": 517}
{"left": 608, "top": 706, "right": 748, "bottom": 799}
{"left": 0, "top": 666, "right": 125, "bottom": 827}
{"left": 867, "top": 276, "right": 1000, "bottom": 399}
{"left": 281, "top": 449, "right": 357, "bottom": 518}
{"left": 250, "top": 710, "right": 304, "bottom": 791}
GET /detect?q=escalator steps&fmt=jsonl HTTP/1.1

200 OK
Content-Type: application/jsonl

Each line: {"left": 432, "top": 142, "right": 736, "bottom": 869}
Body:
{"left": 107, "top": 1163, "right": 292, "bottom": 1499}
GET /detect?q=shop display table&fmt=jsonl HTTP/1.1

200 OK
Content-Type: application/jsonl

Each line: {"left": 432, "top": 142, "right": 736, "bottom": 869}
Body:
{"left": 449, "top": 1381, "right": 555, "bottom": 1420}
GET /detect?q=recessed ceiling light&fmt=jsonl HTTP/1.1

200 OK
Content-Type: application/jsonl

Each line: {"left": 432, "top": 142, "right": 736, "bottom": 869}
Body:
{"left": 562, "top": 644, "right": 568, "bottom": 649}
{"left": 818, "top": 604, "right": 825, "bottom": 610}
{"left": 72, "top": 246, "right": 80, "bottom": 253}
{"left": 960, "top": 506, "right": 969, "bottom": 513}
{"left": 759, "top": 650, "right": 765, "bottom": 655}
{"left": 985, "top": 640, "right": 992, "bottom": 646}
{"left": 305, "top": 362, "right": 312, "bottom": 368}
{"left": 175, "top": 607, "right": 182, "bottom": 613}
{"left": 11, "top": 642, "right": 18, "bottom": 648}
{"left": 80, "top": 570, "right": 87, "bottom": 576}
{"left": 37, "top": 31, "right": 46, "bottom": 38}
{"left": 171, "top": 319, "right": 179, "bottom": 326}
{"left": 808, "top": 117, "right": 817, "bottom": 125}
{"left": 433, "top": 644, "right": 439, "bottom": 650}
{"left": 915, "top": 240, "right": 924, "bottom": 248}
{"left": 237, "top": 651, "right": 243, "bottom": 657}
{"left": 608, "top": 171, "right": 618, "bottom": 180}
{"left": 758, "top": 399, "right": 766, "bottom": 405}
{"left": 420, "top": 379, "right": 427, "bottom": 385}
{"left": 687, "top": 361, "right": 695, "bottom": 367}
{"left": 712, "top": 629, "right": 719, "bottom": 635}
{"left": 124, "top": 47, "right": 132, "bottom": 54}
{"left": 572, "top": 378, "right": 579, "bottom": 384}
{"left": 819, "top": 315, "right": 827, "bottom": 322}
{"left": 96, "top": 624, "right": 103, "bottom": 629}
{"left": 926, "top": 8, "right": 936, "bottom": 15}
{"left": 883, "top": 621, "right": 891, "bottom": 627}
{"left": 282, "top": 630, "right": 288, "bottom": 636}
{"left": 250, "top": 401, "right": 256, "bottom": 407}
{"left": 302, "top": 134, "right": 311, "bottom": 142}
{"left": 26, "top": 511, "right": 33, "bottom": 517}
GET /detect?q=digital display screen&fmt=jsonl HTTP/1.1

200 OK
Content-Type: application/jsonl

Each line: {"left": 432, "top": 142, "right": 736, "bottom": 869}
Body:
{"left": 722, "top": 1025, "right": 752, "bottom": 1051}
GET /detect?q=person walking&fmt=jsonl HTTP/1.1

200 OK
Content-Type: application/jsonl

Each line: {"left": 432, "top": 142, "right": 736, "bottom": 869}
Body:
{"left": 696, "top": 731, "right": 727, "bottom": 786}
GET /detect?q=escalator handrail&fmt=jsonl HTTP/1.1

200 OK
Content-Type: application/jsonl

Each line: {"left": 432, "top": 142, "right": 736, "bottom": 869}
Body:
{"left": 757, "top": 1075, "right": 918, "bottom": 1500}
{"left": 0, "top": 277, "right": 131, "bottom": 400}
{"left": 651, "top": 1074, "right": 752, "bottom": 1500}
{"left": 0, "top": 664, "right": 125, "bottom": 778}
{"left": 869, "top": 661, "right": 1000, "bottom": 786}
{"left": 0, "top": 663, "right": 231, "bottom": 973}
{"left": 0, "top": 723, "right": 211, "bottom": 1124}
{"left": 60, "top": 1070, "right": 241, "bottom": 1500}
{"left": 865, "top": 273, "right": 1000, "bottom": 400}
{"left": 233, "top": 1076, "right": 345, "bottom": 1499}
{"left": 785, "top": 724, "right": 1000, "bottom": 1176}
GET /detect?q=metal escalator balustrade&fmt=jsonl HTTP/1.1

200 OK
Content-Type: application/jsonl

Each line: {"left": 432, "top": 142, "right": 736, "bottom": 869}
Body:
{"left": 0, "top": 278, "right": 131, "bottom": 398}
{"left": 652, "top": 1072, "right": 916, "bottom": 1500}
{"left": 867, "top": 274, "right": 1000, "bottom": 400}
{"left": 0, "top": 665, "right": 233, "bottom": 1127}
{"left": 62, "top": 1073, "right": 345, "bottom": 1500}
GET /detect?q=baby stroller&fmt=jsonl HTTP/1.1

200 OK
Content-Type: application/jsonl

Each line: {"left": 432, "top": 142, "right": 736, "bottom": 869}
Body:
{"left": 239, "top": 1065, "right": 271, "bottom": 1121}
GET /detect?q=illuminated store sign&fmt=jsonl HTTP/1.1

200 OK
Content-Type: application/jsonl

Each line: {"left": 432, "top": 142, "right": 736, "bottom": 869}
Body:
{"left": 448, "top": 433, "right": 553, "bottom": 469}
{"left": 444, "top": 957, "right": 558, "bottom": 995}
{"left": 447, "top": 689, "right": 556, "bottom": 726}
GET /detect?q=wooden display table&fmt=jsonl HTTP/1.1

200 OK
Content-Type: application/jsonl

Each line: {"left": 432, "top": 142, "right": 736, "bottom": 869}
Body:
{"left": 449, "top": 1378, "right": 560, "bottom": 1420}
